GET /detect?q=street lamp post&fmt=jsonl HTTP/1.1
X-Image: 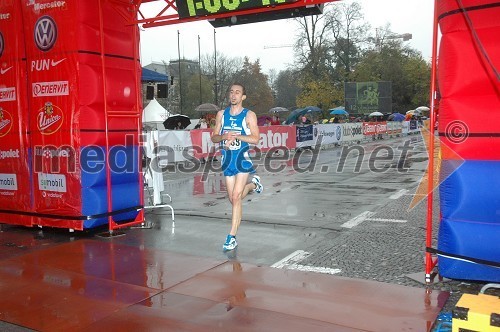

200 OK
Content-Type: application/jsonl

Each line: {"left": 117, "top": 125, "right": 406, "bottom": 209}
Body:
{"left": 177, "top": 30, "right": 182, "bottom": 114}
{"left": 214, "top": 29, "right": 218, "bottom": 106}
{"left": 198, "top": 35, "right": 202, "bottom": 105}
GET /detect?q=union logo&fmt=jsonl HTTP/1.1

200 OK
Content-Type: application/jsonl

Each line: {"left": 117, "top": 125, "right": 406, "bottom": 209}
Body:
{"left": 37, "top": 101, "right": 63, "bottom": 135}
{"left": 0, "top": 107, "right": 13, "bottom": 138}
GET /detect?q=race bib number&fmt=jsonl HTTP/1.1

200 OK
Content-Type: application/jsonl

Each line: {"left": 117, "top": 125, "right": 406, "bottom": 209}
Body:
{"left": 223, "top": 130, "right": 242, "bottom": 150}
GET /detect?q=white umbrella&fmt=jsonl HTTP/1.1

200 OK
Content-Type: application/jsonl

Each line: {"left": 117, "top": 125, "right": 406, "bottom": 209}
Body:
{"left": 415, "top": 106, "right": 430, "bottom": 112}
{"left": 269, "top": 107, "right": 289, "bottom": 113}
{"left": 369, "top": 111, "right": 383, "bottom": 117}
{"left": 195, "top": 103, "right": 219, "bottom": 113}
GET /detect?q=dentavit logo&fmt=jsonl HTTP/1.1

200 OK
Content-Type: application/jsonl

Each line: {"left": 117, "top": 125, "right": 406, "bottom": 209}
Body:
{"left": 32, "top": 81, "right": 68, "bottom": 97}
{"left": 33, "top": 1, "right": 67, "bottom": 11}
{"left": 0, "top": 87, "right": 16, "bottom": 101}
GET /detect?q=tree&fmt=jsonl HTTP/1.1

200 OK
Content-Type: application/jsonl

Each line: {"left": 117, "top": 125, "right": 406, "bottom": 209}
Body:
{"left": 183, "top": 74, "right": 214, "bottom": 118}
{"left": 274, "top": 69, "right": 301, "bottom": 109}
{"left": 353, "top": 41, "right": 430, "bottom": 113}
{"left": 296, "top": 73, "right": 343, "bottom": 111}
{"left": 325, "top": 2, "right": 368, "bottom": 82}
{"left": 294, "top": 8, "right": 332, "bottom": 77}
{"left": 232, "top": 57, "right": 274, "bottom": 115}
{"left": 201, "top": 52, "right": 242, "bottom": 109}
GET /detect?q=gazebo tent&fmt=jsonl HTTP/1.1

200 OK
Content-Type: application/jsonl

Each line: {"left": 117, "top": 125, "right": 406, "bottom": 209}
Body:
{"left": 142, "top": 98, "right": 171, "bottom": 129}
{"left": 141, "top": 67, "right": 168, "bottom": 82}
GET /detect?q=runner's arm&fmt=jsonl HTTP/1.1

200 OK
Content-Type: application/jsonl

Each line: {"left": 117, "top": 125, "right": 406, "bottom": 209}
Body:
{"left": 211, "top": 110, "right": 228, "bottom": 143}
{"left": 236, "top": 111, "right": 260, "bottom": 145}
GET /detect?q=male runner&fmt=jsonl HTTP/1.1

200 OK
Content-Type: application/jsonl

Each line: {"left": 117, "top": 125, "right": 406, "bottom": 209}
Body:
{"left": 211, "top": 83, "right": 263, "bottom": 251}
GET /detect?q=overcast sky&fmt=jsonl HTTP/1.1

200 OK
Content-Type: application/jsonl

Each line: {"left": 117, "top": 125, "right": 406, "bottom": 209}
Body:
{"left": 139, "top": 0, "right": 434, "bottom": 74}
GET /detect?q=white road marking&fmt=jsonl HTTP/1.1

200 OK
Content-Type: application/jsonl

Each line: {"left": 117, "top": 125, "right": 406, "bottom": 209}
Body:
{"left": 341, "top": 211, "right": 374, "bottom": 228}
{"left": 366, "top": 218, "right": 407, "bottom": 223}
{"left": 285, "top": 265, "right": 342, "bottom": 275}
{"left": 271, "top": 250, "right": 310, "bottom": 268}
{"left": 272, "top": 250, "right": 341, "bottom": 275}
{"left": 390, "top": 189, "right": 408, "bottom": 199}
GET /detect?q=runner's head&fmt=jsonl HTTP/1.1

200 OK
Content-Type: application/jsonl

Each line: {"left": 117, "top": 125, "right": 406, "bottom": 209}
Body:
{"left": 229, "top": 83, "right": 246, "bottom": 105}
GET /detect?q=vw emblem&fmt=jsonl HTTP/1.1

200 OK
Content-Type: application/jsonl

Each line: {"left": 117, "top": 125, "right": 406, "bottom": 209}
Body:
{"left": 34, "top": 16, "right": 57, "bottom": 51}
{"left": 0, "top": 32, "right": 4, "bottom": 57}
{"left": 336, "top": 126, "right": 342, "bottom": 140}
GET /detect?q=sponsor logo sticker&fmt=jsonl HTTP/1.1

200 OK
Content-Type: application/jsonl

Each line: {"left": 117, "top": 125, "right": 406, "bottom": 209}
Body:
{"left": 38, "top": 172, "right": 66, "bottom": 193}
{"left": 0, "top": 107, "right": 13, "bottom": 137}
{"left": 33, "top": 1, "right": 67, "bottom": 12}
{"left": 34, "top": 15, "right": 57, "bottom": 51}
{"left": 32, "top": 81, "right": 68, "bottom": 97}
{"left": 36, "top": 101, "right": 63, "bottom": 135}
{"left": 0, "top": 31, "right": 4, "bottom": 57}
{"left": 0, "top": 173, "right": 17, "bottom": 190}
{"left": 0, "top": 87, "right": 16, "bottom": 101}
{"left": 31, "top": 58, "right": 66, "bottom": 71}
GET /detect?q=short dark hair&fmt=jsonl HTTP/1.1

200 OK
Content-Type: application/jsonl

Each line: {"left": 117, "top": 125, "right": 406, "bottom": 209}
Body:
{"left": 231, "top": 82, "right": 246, "bottom": 96}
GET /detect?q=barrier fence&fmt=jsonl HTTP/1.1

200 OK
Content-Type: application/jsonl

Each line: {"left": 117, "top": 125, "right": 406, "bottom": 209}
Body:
{"left": 144, "top": 121, "right": 422, "bottom": 163}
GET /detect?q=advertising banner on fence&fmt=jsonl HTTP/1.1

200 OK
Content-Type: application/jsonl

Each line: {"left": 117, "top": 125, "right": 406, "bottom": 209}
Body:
{"left": 387, "top": 121, "right": 402, "bottom": 135}
{"left": 316, "top": 124, "right": 342, "bottom": 145}
{"left": 190, "top": 125, "right": 296, "bottom": 159}
{"left": 342, "top": 123, "right": 364, "bottom": 143}
{"left": 190, "top": 128, "right": 216, "bottom": 159}
{"left": 296, "top": 125, "right": 316, "bottom": 149}
{"left": 256, "top": 125, "right": 295, "bottom": 152}
{"left": 363, "top": 122, "right": 387, "bottom": 135}
{"left": 157, "top": 130, "right": 193, "bottom": 163}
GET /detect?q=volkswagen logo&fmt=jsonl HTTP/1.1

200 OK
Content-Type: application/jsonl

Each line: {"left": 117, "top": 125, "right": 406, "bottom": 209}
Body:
{"left": 34, "top": 16, "right": 57, "bottom": 51}
{"left": 0, "top": 32, "right": 4, "bottom": 57}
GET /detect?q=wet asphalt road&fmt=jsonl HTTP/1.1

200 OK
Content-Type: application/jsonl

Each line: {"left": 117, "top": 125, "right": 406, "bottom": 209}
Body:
{"left": 0, "top": 133, "right": 490, "bottom": 331}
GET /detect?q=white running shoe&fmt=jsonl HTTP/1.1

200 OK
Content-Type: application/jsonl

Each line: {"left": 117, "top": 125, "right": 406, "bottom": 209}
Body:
{"left": 223, "top": 235, "right": 238, "bottom": 251}
{"left": 252, "top": 175, "right": 263, "bottom": 194}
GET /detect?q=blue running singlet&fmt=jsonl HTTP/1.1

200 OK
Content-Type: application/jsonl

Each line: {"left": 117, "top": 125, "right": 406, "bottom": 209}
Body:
{"left": 219, "top": 107, "right": 255, "bottom": 176}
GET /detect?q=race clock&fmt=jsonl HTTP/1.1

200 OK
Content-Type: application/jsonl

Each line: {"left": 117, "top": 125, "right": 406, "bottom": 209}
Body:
{"left": 177, "top": 0, "right": 297, "bottom": 19}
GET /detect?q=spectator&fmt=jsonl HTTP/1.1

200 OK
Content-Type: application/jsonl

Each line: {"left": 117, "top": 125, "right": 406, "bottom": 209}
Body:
{"left": 271, "top": 115, "right": 281, "bottom": 125}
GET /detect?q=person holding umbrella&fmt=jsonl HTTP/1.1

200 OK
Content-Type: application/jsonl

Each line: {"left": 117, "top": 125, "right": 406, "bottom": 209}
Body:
{"left": 211, "top": 83, "right": 264, "bottom": 251}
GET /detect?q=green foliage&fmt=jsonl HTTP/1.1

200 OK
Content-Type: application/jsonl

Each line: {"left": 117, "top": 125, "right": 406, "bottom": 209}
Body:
{"left": 233, "top": 57, "right": 274, "bottom": 115}
{"left": 182, "top": 74, "right": 214, "bottom": 118}
{"left": 296, "top": 74, "right": 343, "bottom": 112}
{"left": 274, "top": 69, "right": 301, "bottom": 109}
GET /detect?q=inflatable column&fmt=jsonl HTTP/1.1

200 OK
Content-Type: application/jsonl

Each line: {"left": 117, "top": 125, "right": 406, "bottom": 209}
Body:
{"left": 437, "top": 0, "right": 500, "bottom": 281}
{"left": 0, "top": 0, "right": 32, "bottom": 226}
{"left": 22, "top": 0, "right": 142, "bottom": 230}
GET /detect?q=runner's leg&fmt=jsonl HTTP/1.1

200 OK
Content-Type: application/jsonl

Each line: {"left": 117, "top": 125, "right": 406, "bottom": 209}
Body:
{"left": 241, "top": 180, "right": 256, "bottom": 199}
{"left": 226, "top": 172, "right": 249, "bottom": 236}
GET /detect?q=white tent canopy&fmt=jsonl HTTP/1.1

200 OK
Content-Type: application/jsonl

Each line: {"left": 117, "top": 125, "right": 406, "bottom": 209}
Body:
{"left": 142, "top": 98, "right": 171, "bottom": 124}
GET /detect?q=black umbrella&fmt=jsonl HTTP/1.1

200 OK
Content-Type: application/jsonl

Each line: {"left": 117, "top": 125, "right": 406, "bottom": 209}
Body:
{"left": 163, "top": 114, "right": 191, "bottom": 130}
